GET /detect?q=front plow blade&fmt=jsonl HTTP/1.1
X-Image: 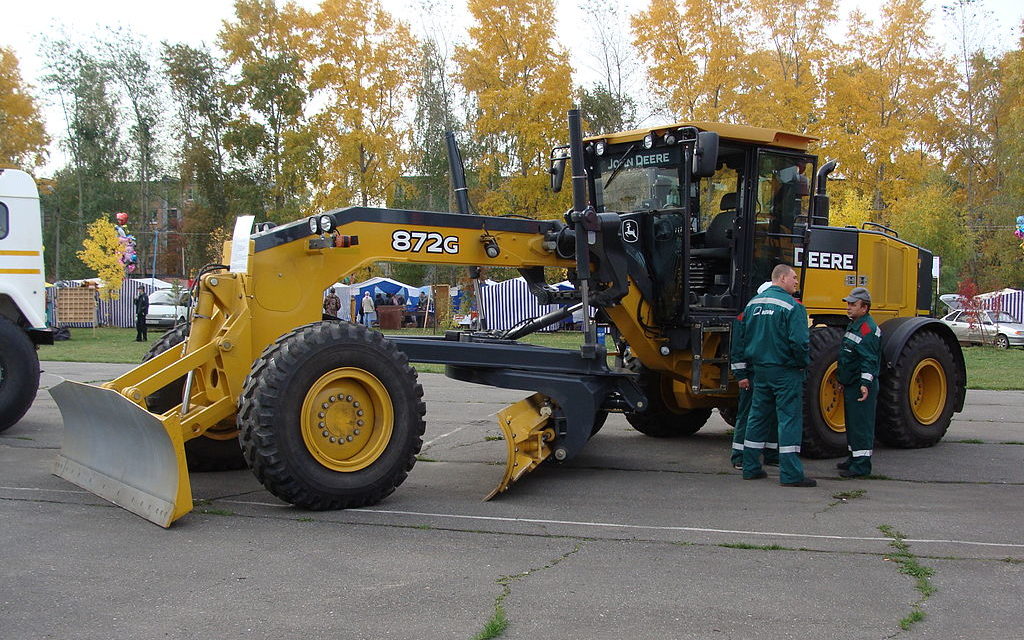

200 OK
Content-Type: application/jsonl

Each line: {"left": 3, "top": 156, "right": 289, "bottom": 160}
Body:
{"left": 50, "top": 380, "right": 192, "bottom": 527}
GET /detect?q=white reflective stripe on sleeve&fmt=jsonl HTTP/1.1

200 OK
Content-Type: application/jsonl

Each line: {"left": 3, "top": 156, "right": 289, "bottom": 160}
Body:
{"left": 749, "top": 296, "right": 794, "bottom": 311}
{"left": 732, "top": 442, "right": 744, "bottom": 451}
{"left": 731, "top": 362, "right": 747, "bottom": 370}
{"left": 764, "top": 442, "right": 779, "bottom": 449}
{"left": 851, "top": 449, "right": 873, "bottom": 457}
{"left": 844, "top": 332, "right": 863, "bottom": 344}
{"left": 778, "top": 445, "right": 801, "bottom": 454}
{"left": 875, "top": 327, "right": 882, "bottom": 337}
{"left": 861, "top": 373, "right": 874, "bottom": 381}
{"left": 744, "top": 440, "right": 766, "bottom": 449}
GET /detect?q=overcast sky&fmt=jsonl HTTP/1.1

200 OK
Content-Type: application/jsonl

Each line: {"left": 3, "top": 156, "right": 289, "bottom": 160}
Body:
{"left": 6, "top": 0, "right": 1023, "bottom": 174}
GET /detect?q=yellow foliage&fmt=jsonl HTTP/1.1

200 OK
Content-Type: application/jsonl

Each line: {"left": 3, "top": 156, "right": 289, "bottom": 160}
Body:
{"left": 304, "top": 0, "right": 420, "bottom": 210}
{"left": 827, "top": 186, "right": 873, "bottom": 228}
{"left": 455, "top": 0, "right": 573, "bottom": 217}
{"left": 0, "top": 47, "right": 48, "bottom": 169}
{"left": 77, "top": 218, "right": 126, "bottom": 302}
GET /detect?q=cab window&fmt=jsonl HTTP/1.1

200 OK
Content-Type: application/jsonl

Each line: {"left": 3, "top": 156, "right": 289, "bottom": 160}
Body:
{"left": 0, "top": 202, "right": 9, "bottom": 239}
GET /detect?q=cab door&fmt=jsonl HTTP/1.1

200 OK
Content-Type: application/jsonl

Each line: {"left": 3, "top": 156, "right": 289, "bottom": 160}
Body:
{"left": 749, "top": 151, "right": 813, "bottom": 288}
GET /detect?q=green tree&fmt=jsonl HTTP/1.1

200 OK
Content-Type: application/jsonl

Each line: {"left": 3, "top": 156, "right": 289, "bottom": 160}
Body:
{"left": 0, "top": 47, "right": 48, "bottom": 169}
{"left": 454, "top": 0, "right": 573, "bottom": 217}
{"left": 219, "top": 0, "right": 310, "bottom": 219}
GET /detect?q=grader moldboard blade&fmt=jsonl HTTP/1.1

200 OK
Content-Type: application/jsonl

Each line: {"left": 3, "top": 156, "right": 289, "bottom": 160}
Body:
{"left": 485, "top": 393, "right": 556, "bottom": 501}
{"left": 50, "top": 380, "right": 192, "bottom": 527}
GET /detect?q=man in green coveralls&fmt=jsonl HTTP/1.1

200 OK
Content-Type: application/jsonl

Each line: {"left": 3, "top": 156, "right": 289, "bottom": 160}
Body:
{"left": 730, "top": 282, "right": 778, "bottom": 469}
{"left": 741, "top": 264, "right": 815, "bottom": 487}
{"left": 836, "top": 287, "right": 881, "bottom": 478}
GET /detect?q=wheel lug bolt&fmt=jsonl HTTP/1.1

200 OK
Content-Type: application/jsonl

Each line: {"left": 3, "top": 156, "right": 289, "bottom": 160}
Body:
{"left": 346, "top": 435, "right": 354, "bottom": 442}
{"left": 322, "top": 402, "right": 330, "bottom": 409}
{"left": 330, "top": 395, "right": 337, "bottom": 402}
{"left": 354, "top": 429, "right": 360, "bottom": 435}
{"left": 330, "top": 437, "right": 337, "bottom": 443}
{"left": 357, "top": 410, "right": 364, "bottom": 417}
{"left": 353, "top": 401, "right": 360, "bottom": 408}
{"left": 319, "top": 422, "right": 325, "bottom": 428}
{"left": 357, "top": 419, "right": 364, "bottom": 427}
{"left": 346, "top": 395, "right": 353, "bottom": 402}
{"left": 322, "top": 430, "right": 330, "bottom": 437}
{"left": 318, "top": 412, "right": 325, "bottom": 418}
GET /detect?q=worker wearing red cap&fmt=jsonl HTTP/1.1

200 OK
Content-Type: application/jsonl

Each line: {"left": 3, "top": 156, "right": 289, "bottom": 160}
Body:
{"left": 836, "top": 287, "right": 881, "bottom": 478}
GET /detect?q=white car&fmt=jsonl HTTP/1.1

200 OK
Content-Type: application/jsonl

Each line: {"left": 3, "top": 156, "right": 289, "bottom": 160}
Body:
{"left": 940, "top": 309, "right": 1024, "bottom": 349}
{"left": 146, "top": 289, "right": 192, "bottom": 327}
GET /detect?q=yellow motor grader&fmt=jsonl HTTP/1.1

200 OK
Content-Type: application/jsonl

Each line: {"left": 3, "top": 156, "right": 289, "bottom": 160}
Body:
{"left": 51, "top": 111, "right": 966, "bottom": 526}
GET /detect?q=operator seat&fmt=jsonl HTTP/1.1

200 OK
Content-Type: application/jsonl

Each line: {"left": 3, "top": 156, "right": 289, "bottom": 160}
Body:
{"left": 690, "top": 192, "right": 736, "bottom": 259}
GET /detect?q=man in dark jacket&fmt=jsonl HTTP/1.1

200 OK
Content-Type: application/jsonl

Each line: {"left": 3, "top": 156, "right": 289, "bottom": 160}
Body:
{"left": 741, "top": 264, "right": 815, "bottom": 487}
{"left": 729, "top": 282, "right": 779, "bottom": 469}
{"left": 836, "top": 287, "right": 881, "bottom": 478}
{"left": 134, "top": 285, "right": 149, "bottom": 342}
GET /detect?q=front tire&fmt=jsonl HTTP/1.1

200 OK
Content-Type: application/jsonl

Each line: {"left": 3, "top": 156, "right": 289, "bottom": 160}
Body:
{"left": 237, "top": 322, "right": 425, "bottom": 510}
{"left": 876, "top": 329, "right": 959, "bottom": 448}
{"left": 995, "top": 334, "right": 1009, "bottom": 349}
{"left": 802, "top": 327, "right": 847, "bottom": 458}
{"left": 625, "top": 373, "right": 712, "bottom": 437}
{"left": 0, "top": 317, "right": 39, "bottom": 432}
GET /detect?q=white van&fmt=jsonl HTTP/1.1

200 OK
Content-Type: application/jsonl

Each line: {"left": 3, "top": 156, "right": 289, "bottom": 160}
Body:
{"left": 0, "top": 168, "right": 51, "bottom": 432}
{"left": 146, "top": 288, "right": 191, "bottom": 327}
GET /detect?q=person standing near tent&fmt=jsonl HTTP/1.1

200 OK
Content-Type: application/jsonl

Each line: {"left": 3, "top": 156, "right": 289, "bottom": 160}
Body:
{"left": 361, "top": 291, "right": 376, "bottom": 327}
{"left": 133, "top": 285, "right": 149, "bottom": 342}
{"left": 323, "top": 288, "right": 341, "bottom": 319}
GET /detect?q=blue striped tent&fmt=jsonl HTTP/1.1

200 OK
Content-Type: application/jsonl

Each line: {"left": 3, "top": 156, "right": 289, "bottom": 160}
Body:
{"left": 979, "top": 288, "right": 1024, "bottom": 322}
{"left": 479, "top": 277, "right": 563, "bottom": 332}
{"left": 53, "top": 278, "right": 175, "bottom": 328}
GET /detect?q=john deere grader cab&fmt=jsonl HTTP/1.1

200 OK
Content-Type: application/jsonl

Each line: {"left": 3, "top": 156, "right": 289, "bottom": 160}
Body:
{"left": 51, "top": 111, "right": 965, "bottom": 526}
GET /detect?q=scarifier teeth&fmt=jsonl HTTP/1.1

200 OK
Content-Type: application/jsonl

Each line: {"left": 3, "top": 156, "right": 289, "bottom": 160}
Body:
{"left": 485, "top": 393, "right": 556, "bottom": 501}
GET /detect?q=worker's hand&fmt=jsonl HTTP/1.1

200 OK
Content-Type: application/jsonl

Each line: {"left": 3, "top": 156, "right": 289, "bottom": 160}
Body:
{"left": 738, "top": 379, "right": 750, "bottom": 390}
{"left": 858, "top": 385, "right": 869, "bottom": 402}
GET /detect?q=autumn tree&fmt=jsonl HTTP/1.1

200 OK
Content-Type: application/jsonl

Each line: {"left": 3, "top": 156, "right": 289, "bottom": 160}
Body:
{"left": 219, "top": 0, "right": 310, "bottom": 219}
{"left": 632, "top": 0, "right": 748, "bottom": 121}
{"left": 818, "top": 0, "right": 951, "bottom": 214}
{"left": 739, "top": 0, "right": 837, "bottom": 133}
{"left": 577, "top": 0, "right": 637, "bottom": 133}
{"left": 303, "top": 0, "right": 420, "bottom": 210}
{"left": 455, "top": 0, "right": 573, "bottom": 217}
{"left": 77, "top": 217, "right": 127, "bottom": 301}
{"left": 0, "top": 47, "right": 48, "bottom": 169}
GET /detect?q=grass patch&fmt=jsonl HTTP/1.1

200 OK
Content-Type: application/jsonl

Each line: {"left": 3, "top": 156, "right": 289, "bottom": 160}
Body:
{"left": 962, "top": 346, "right": 1024, "bottom": 390}
{"left": 1001, "top": 557, "right": 1024, "bottom": 564}
{"left": 955, "top": 438, "right": 985, "bottom": 444}
{"left": 718, "top": 542, "right": 791, "bottom": 551}
{"left": 879, "top": 524, "right": 936, "bottom": 632}
{"left": 899, "top": 609, "right": 926, "bottom": 630}
{"left": 415, "top": 455, "right": 438, "bottom": 462}
{"left": 38, "top": 327, "right": 157, "bottom": 363}
{"left": 198, "top": 508, "right": 234, "bottom": 516}
{"left": 1000, "top": 441, "right": 1024, "bottom": 445}
{"left": 484, "top": 435, "right": 504, "bottom": 441}
{"left": 296, "top": 517, "right": 314, "bottom": 522}
{"left": 472, "top": 606, "right": 508, "bottom": 640}
{"left": 832, "top": 489, "right": 866, "bottom": 501}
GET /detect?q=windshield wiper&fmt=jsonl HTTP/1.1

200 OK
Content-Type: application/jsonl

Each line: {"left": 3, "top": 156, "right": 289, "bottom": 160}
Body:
{"left": 603, "top": 143, "right": 637, "bottom": 190}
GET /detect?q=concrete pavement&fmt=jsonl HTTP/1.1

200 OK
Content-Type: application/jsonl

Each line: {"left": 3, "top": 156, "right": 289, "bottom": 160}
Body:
{"left": 1, "top": 361, "right": 1021, "bottom": 639}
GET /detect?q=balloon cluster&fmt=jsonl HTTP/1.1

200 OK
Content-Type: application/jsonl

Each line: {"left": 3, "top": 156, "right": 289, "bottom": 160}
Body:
{"left": 1015, "top": 215, "right": 1024, "bottom": 240}
{"left": 114, "top": 212, "right": 139, "bottom": 273}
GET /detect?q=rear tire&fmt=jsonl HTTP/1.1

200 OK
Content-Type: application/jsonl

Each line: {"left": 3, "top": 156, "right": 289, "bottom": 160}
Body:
{"left": 625, "top": 373, "right": 712, "bottom": 437}
{"left": 994, "top": 334, "right": 1009, "bottom": 349}
{"left": 802, "top": 327, "right": 847, "bottom": 458}
{"left": 0, "top": 317, "right": 39, "bottom": 432}
{"left": 143, "top": 325, "right": 247, "bottom": 471}
{"left": 237, "top": 322, "right": 425, "bottom": 510}
{"left": 876, "top": 329, "right": 959, "bottom": 448}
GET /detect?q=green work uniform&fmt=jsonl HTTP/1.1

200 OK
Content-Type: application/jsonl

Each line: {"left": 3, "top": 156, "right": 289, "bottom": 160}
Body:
{"left": 741, "top": 285, "right": 809, "bottom": 484}
{"left": 837, "top": 314, "right": 881, "bottom": 476}
{"left": 730, "top": 312, "right": 778, "bottom": 468}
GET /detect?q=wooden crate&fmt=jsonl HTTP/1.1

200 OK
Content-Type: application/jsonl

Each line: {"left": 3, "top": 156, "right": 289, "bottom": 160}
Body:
{"left": 56, "top": 287, "right": 97, "bottom": 326}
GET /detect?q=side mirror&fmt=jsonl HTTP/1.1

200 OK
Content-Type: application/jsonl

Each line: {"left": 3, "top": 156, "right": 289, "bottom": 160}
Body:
{"left": 692, "top": 131, "right": 719, "bottom": 178}
{"left": 549, "top": 155, "right": 567, "bottom": 193}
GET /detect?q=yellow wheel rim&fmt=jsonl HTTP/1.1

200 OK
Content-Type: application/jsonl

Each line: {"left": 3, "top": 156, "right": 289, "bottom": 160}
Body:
{"left": 818, "top": 361, "right": 846, "bottom": 433}
{"left": 300, "top": 367, "right": 393, "bottom": 472}
{"left": 909, "top": 358, "right": 946, "bottom": 425}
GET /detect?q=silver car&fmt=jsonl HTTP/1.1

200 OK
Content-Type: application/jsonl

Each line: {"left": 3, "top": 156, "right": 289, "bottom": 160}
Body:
{"left": 940, "top": 309, "right": 1024, "bottom": 349}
